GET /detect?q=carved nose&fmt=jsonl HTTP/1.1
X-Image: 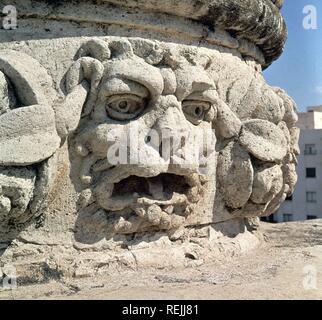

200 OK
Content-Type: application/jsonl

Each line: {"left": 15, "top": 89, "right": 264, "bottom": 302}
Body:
{"left": 147, "top": 106, "right": 189, "bottom": 161}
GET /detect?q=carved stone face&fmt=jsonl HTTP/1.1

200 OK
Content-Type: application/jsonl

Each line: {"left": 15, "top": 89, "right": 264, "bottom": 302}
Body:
{"left": 0, "top": 37, "right": 299, "bottom": 241}
{"left": 71, "top": 40, "right": 218, "bottom": 235}
{"left": 63, "top": 38, "right": 299, "bottom": 238}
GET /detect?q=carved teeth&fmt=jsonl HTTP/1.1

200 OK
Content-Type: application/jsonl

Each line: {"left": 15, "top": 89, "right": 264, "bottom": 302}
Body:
{"left": 187, "top": 186, "right": 200, "bottom": 203}
{"left": 137, "top": 193, "right": 187, "bottom": 206}
{"left": 159, "top": 211, "right": 172, "bottom": 229}
{"left": 133, "top": 207, "right": 146, "bottom": 217}
{"left": 170, "top": 214, "right": 185, "bottom": 229}
{"left": 114, "top": 217, "right": 133, "bottom": 233}
{"left": 147, "top": 204, "right": 162, "bottom": 225}
{"left": 94, "top": 171, "right": 195, "bottom": 229}
{"left": 163, "top": 205, "right": 174, "bottom": 214}
{"left": 147, "top": 175, "right": 164, "bottom": 200}
{"left": 78, "top": 188, "right": 94, "bottom": 208}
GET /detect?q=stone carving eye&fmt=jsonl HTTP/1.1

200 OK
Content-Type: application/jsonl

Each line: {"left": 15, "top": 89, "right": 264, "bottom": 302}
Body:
{"left": 182, "top": 100, "right": 212, "bottom": 125}
{"left": 106, "top": 94, "right": 146, "bottom": 120}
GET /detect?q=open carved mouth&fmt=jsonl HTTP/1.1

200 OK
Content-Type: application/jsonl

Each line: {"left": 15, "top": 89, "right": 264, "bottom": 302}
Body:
{"left": 112, "top": 173, "right": 191, "bottom": 201}
{"left": 91, "top": 169, "right": 204, "bottom": 234}
{"left": 95, "top": 171, "right": 201, "bottom": 215}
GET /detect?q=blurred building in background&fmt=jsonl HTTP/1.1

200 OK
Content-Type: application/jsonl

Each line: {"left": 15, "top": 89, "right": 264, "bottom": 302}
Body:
{"left": 270, "top": 106, "right": 322, "bottom": 222}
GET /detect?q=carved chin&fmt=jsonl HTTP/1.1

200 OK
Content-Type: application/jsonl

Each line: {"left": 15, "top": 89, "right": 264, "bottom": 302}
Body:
{"left": 94, "top": 172, "right": 202, "bottom": 233}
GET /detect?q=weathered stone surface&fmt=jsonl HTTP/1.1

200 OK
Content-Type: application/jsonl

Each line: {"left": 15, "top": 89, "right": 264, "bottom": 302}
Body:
{"left": 0, "top": 50, "right": 56, "bottom": 106}
{"left": 218, "top": 142, "right": 253, "bottom": 209}
{"left": 239, "top": 119, "right": 288, "bottom": 162}
{"left": 274, "top": 87, "right": 298, "bottom": 128}
{"left": 215, "top": 99, "right": 242, "bottom": 139}
{"left": 0, "top": 71, "right": 16, "bottom": 115}
{"left": 282, "top": 163, "right": 298, "bottom": 194}
{"left": 0, "top": 167, "right": 36, "bottom": 228}
{"left": 4, "top": 219, "right": 322, "bottom": 301}
{"left": 1, "top": 0, "right": 286, "bottom": 68}
{"left": 251, "top": 163, "right": 283, "bottom": 204}
{"left": 289, "top": 127, "right": 301, "bottom": 156}
{"left": 0, "top": 0, "right": 298, "bottom": 281}
{"left": 0, "top": 105, "right": 60, "bottom": 166}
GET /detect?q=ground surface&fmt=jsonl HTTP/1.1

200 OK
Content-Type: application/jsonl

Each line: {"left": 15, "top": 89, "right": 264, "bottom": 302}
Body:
{"left": 1, "top": 220, "right": 322, "bottom": 300}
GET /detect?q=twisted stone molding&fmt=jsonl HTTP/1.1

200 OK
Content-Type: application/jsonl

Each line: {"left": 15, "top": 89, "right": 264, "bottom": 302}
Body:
{"left": 2, "top": 0, "right": 287, "bottom": 68}
{"left": 102, "top": 0, "right": 287, "bottom": 67}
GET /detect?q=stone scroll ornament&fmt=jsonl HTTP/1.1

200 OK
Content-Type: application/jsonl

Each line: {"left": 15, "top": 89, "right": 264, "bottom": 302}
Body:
{"left": 0, "top": 51, "right": 60, "bottom": 233}
{"left": 0, "top": 0, "right": 299, "bottom": 241}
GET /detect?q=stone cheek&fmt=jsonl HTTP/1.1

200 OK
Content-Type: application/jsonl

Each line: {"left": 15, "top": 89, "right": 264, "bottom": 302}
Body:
{"left": 217, "top": 142, "right": 254, "bottom": 209}
{"left": 239, "top": 119, "right": 288, "bottom": 163}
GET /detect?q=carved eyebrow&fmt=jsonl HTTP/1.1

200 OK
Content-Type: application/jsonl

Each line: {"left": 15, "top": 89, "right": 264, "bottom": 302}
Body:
{"left": 175, "top": 66, "right": 216, "bottom": 101}
{"left": 103, "top": 77, "right": 149, "bottom": 98}
{"left": 184, "top": 89, "right": 218, "bottom": 103}
{"left": 104, "top": 59, "right": 164, "bottom": 97}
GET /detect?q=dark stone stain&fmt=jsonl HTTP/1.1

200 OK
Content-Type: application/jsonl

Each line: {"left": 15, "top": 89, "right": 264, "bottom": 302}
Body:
{"left": 200, "top": 0, "right": 287, "bottom": 68}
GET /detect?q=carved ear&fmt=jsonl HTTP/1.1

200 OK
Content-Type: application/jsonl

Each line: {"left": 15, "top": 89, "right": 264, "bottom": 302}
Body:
{"left": 239, "top": 119, "right": 288, "bottom": 163}
{"left": 65, "top": 57, "right": 104, "bottom": 117}
{"left": 65, "top": 39, "right": 110, "bottom": 118}
{"left": 272, "top": 86, "right": 298, "bottom": 128}
{"left": 108, "top": 39, "right": 134, "bottom": 59}
{"left": 63, "top": 39, "right": 135, "bottom": 125}
{"left": 76, "top": 39, "right": 111, "bottom": 62}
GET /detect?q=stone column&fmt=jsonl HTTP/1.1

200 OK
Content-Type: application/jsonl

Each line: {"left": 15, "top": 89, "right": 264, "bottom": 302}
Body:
{"left": 0, "top": 0, "right": 299, "bottom": 282}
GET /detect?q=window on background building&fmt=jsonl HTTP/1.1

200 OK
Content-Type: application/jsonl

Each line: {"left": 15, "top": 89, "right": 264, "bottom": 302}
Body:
{"left": 261, "top": 215, "right": 276, "bottom": 223}
{"left": 283, "top": 214, "right": 293, "bottom": 222}
{"left": 306, "top": 192, "right": 317, "bottom": 203}
{"left": 304, "top": 144, "right": 317, "bottom": 155}
{"left": 306, "top": 168, "right": 316, "bottom": 178}
{"left": 307, "top": 215, "right": 317, "bottom": 220}
{"left": 286, "top": 194, "right": 293, "bottom": 201}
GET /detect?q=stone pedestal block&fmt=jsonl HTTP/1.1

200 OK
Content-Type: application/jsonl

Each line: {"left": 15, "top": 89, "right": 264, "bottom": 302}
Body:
{"left": 0, "top": 0, "right": 298, "bottom": 283}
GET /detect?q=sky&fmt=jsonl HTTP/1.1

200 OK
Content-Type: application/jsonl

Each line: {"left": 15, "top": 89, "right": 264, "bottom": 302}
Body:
{"left": 264, "top": 0, "right": 322, "bottom": 112}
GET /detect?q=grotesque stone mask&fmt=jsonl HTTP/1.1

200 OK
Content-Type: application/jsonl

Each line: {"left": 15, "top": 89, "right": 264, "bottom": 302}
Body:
{"left": 64, "top": 39, "right": 219, "bottom": 237}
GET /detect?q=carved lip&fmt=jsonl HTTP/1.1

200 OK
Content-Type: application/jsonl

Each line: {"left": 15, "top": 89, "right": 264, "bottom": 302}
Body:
{"left": 95, "top": 171, "right": 201, "bottom": 212}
